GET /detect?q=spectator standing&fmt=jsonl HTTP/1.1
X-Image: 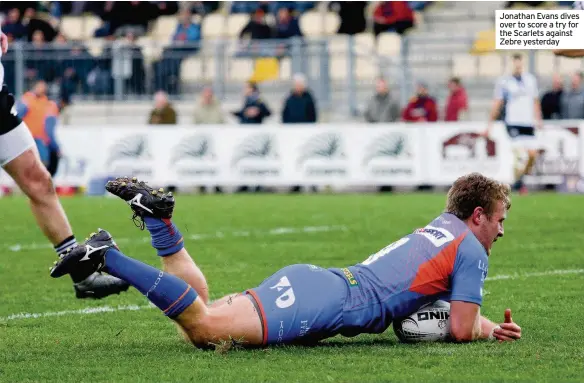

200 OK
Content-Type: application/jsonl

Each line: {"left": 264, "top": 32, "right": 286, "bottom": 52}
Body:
{"left": 364, "top": 77, "right": 400, "bottom": 123}
{"left": 444, "top": 77, "right": 469, "bottom": 121}
{"left": 148, "top": 91, "right": 177, "bottom": 125}
{"left": 233, "top": 82, "right": 271, "bottom": 124}
{"left": 15, "top": 80, "right": 61, "bottom": 175}
{"left": 402, "top": 82, "right": 438, "bottom": 122}
{"left": 193, "top": 87, "right": 225, "bottom": 124}
{"left": 561, "top": 71, "right": 584, "bottom": 120}
{"left": 541, "top": 74, "right": 563, "bottom": 120}
{"left": 282, "top": 74, "right": 317, "bottom": 123}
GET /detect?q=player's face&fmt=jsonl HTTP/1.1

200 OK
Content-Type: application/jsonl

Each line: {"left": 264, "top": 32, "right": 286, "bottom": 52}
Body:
{"left": 481, "top": 200, "right": 506, "bottom": 255}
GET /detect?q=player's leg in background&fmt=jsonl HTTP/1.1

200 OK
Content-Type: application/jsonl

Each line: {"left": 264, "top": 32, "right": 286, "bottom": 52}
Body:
{"left": 3, "top": 146, "right": 76, "bottom": 250}
{"left": 0, "top": 122, "right": 129, "bottom": 297}
{"left": 51, "top": 231, "right": 264, "bottom": 349}
{"left": 512, "top": 136, "right": 539, "bottom": 193}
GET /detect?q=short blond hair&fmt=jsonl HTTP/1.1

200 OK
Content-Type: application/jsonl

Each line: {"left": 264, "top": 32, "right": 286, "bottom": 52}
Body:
{"left": 446, "top": 172, "right": 511, "bottom": 221}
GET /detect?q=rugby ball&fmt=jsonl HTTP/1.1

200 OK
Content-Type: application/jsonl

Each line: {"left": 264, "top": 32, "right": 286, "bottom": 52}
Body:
{"left": 393, "top": 300, "right": 451, "bottom": 343}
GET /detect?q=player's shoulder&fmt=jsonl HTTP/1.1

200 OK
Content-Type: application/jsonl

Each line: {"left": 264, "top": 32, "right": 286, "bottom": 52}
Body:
{"left": 457, "top": 230, "right": 488, "bottom": 262}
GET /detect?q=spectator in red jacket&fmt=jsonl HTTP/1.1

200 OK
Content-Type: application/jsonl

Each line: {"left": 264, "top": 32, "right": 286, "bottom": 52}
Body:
{"left": 402, "top": 82, "right": 438, "bottom": 122}
{"left": 373, "top": 1, "right": 415, "bottom": 38}
{"left": 444, "top": 77, "right": 469, "bottom": 121}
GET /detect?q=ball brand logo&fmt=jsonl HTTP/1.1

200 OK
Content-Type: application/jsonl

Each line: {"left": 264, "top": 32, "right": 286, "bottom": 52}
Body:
{"left": 297, "top": 132, "right": 344, "bottom": 167}
{"left": 231, "top": 133, "right": 276, "bottom": 168}
{"left": 107, "top": 135, "right": 151, "bottom": 165}
{"left": 170, "top": 134, "right": 214, "bottom": 164}
{"left": 417, "top": 310, "right": 450, "bottom": 321}
{"left": 362, "top": 133, "right": 409, "bottom": 165}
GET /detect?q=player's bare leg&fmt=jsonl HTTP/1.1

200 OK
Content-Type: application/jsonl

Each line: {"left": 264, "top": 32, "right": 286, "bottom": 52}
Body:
{"left": 0, "top": 120, "right": 129, "bottom": 299}
{"left": 513, "top": 148, "right": 538, "bottom": 194}
{"left": 105, "top": 177, "right": 210, "bottom": 302}
{"left": 159, "top": 248, "right": 209, "bottom": 304}
{"left": 3, "top": 147, "right": 74, "bottom": 244}
{"left": 50, "top": 230, "right": 264, "bottom": 349}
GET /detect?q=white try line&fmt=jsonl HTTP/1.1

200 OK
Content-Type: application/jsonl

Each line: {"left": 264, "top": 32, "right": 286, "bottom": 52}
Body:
{"left": 1, "top": 268, "right": 582, "bottom": 323}
{"left": 3, "top": 225, "right": 349, "bottom": 253}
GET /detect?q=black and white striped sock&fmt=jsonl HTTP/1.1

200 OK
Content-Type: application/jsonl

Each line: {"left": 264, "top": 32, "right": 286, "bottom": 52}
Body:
{"left": 54, "top": 235, "right": 77, "bottom": 256}
{"left": 55, "top": 235, "right": 92, "bottom": 283}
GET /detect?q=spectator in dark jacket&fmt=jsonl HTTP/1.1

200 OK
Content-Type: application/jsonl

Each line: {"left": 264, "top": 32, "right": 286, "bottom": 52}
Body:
{"left": 541, "top": 74, "right": 563, "bottom": 120}
{"left": 275, "top": 7, "right": 302, "bottom": 39}
{"left": 282, "top": 74, "right": 317, "bottom": 123}
{"left": 238, "top": 7, "right": 275, "bottom": 57}
{"left": 2, "top": 8, "right": 28, "bottom": 41}
{"left": 233, "top": 82, "right": 272, "bottom": 124}
{"left": 402, "top": 82, "right": 438, "bottom": 122}
{"left": 331, "top": 1, "right": 367, "bottom": 35}
{"left": 239, "top": 7, "right": 274, "bottom": 40}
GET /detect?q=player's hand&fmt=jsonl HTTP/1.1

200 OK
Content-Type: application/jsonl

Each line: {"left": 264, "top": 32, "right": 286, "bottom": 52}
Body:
{"left": 493, "top": 309, "right": 521, "bottom": 342}
{"left": 0, "top": 33, "right": 8, "bottom": 54}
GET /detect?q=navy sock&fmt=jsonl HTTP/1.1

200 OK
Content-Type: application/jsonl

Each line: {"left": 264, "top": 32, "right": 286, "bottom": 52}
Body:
{"left": 144, "top": 217, "right": 184, "bottom": 257}
{"left": 104, "top": 248, "right": 197, "bottom": 318}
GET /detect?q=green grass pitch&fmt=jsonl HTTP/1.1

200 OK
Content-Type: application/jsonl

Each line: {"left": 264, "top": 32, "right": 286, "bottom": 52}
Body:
{"left": 1, "top": 192, "right": 583, "bottom": 382}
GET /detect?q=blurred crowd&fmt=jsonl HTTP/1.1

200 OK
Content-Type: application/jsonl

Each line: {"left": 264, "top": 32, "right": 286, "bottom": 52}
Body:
{"left": 147, "top": 74, "right": 469, "bottom": 125}
{"left": 2, "top": 1, "right": 580, "bottom": 128}
{"left": 0, "top": 1, "right": 432, "bottom": 101}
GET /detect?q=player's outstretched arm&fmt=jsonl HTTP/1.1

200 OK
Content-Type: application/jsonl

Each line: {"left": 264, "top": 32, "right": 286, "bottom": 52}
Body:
{"left": 450, "top": 303, "right": 521, "bottom": 342}
{"left": 481, "top": 309, "right": 522, "bottom": 342}
{"left": 449, "top": 300, "right": 482, "bottom": 342}
{"left": 553, "top": 49, "right": 584, "bottom": 58}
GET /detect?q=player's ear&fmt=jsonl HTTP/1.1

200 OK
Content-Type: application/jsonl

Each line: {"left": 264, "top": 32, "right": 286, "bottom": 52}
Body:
{"left": 471, "top": 207, "right": 484, "bottom": 225}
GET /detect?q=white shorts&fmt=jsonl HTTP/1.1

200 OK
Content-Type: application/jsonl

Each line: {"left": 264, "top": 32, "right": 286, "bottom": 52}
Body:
{"left": 0, "top": 122, "right": 36, "bottom": 167}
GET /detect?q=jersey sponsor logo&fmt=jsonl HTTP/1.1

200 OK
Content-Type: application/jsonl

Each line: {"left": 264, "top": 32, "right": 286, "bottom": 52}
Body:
{"left": 341, "top": 268, "right": 359, "bottom": 287}
{"left": 270, "top": 276, "right": 296, "bottom": 309}
{"left": 414, "top": 225, "right": 455, "bottom": 247}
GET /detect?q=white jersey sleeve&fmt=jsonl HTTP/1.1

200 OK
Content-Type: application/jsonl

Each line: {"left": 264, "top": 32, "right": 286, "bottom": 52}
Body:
{"left": 574, "top": 1, "right": 584, "bottom": 10}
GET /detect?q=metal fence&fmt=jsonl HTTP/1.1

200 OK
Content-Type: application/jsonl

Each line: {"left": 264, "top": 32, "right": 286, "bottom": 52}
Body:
{"left": 3, "top": 35, "right": 567, "bottom": 114}
{"left": 3, "top": 36, "right": 402, "bottom": 107}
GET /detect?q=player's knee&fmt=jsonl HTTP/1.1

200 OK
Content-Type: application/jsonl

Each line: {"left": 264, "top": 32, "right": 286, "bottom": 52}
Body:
{"left": 184, "top": 318, "right": 216, "bottom": 349}
{"left": 23, "top": 159, "right": 55, "bottom": 202}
